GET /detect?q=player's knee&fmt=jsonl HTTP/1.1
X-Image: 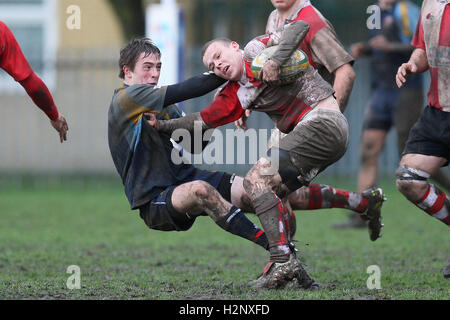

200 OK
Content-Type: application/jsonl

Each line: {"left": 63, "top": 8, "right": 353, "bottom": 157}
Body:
{"left": 240, "top": 192, "right": 255, "bottom": 213}
{"left": 190, "top": 180, "right": 214, "bottom": 202}
{"left": 395, "top": 166, "right": 430, "bottom": 201}
{"left": 395, "top": 178, "right": 413, "bottom": 197}
{"left": 360, "top": 140, "right": 378, "bottom": 164}
{"left": 287, "top": 187, "right": 309, "bottom": 210}
{"left": 242, "top": 176, "right": 255, "bottom": 197}
{"left": 242, "top": 160, "right": 274, "bottom": 194}
{"left": 269, "top": 147, "right": 305, "bottom": 192}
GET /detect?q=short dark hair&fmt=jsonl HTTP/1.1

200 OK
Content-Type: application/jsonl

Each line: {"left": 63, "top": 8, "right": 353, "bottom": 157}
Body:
{"left": 118, "top": 37, "right": 161, "bottom": 79}
{"left": 201, "top": 37, "right": 233, "bottom": 60}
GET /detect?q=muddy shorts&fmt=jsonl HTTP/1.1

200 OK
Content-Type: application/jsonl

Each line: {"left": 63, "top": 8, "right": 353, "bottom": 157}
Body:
{"left": 403, "top": 106, "right": 450, "bottom": 166}
{"left": 277, "top": 108, "right": 349, "bottom": 186}
{"left": 139, "top": 173, "right": 235, "bottom": 232}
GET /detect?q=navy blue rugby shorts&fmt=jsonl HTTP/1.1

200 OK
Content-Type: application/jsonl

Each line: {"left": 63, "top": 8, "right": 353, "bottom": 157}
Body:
{"left": 139, "top": 172, "right": 235, "bottom": 231}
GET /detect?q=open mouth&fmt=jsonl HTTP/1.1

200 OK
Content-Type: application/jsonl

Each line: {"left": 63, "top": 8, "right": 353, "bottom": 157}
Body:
{"left": 224, "top": 66, "right": 230, "bottom": 74}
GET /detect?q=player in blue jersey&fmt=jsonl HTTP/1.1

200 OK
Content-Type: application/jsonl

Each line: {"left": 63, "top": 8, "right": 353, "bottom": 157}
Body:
{"left": 108, "top": 38, "right": 271, "bottom": 254}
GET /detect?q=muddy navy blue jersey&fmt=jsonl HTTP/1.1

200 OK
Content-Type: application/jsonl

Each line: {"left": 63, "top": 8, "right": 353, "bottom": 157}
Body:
{"left": 108, "top": 84, "right": 223, "bottom": 209}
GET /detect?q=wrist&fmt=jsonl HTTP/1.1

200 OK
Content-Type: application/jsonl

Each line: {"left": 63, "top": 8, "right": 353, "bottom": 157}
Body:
{"left": 49, "top": 109, "right": 59, "bottom": 122}
{"left": 268, "top": 57, "right": 281, "bottom": 68}
{"left": 268, "top": 58, "right": 280, "bottom": 67}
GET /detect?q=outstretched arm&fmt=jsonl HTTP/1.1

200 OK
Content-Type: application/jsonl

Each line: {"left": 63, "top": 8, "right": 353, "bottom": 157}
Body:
{"left": 17, "top": 72, "right": 59, "bottom": 121}
{"left": 150, "top": 82, "right": 245, "bottom": 135}
{"left": 18, "top": 74, "right": 69, "bottom": 143}
{"left": 164, "top": 72, "right": 226, "bottom": 106}
{"left": 151, "top": 112, "right": 209, "bottom": 133}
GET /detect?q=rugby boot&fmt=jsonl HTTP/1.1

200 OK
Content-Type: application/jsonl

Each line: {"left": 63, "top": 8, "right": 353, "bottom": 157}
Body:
{"left": 249, "top": 254, "right": 299, "bottom": 290}
{"left": 361, "top": 187, "right": 386, "bottom": 241}
{"left": 287, "top": 242, "right": 320, "bottom": 290}
{"left": 293, "top": 258, "right": 320, "bottom": 290}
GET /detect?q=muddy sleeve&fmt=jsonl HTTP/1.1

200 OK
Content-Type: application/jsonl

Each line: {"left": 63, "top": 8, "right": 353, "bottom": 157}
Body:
{"left": 310, "top": 26, "right": 354, "bottom": 74}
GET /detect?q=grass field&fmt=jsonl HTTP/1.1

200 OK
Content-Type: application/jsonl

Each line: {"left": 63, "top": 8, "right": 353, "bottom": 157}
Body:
{"left": 0, "top": 176, "right": 449, "bottom": 300}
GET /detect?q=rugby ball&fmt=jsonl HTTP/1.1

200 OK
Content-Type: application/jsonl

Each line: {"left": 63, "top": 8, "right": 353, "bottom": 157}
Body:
{"left": 251, "top": 46, "right": 309, "bottom": 85}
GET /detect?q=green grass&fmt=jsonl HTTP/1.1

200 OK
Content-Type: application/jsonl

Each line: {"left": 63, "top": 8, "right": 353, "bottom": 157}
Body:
{"left": 0, "top": 177, "right": 449, "bottom": 300}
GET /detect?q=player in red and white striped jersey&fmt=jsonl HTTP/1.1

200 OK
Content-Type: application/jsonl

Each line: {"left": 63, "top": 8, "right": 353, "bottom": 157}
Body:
{"left": 262, "top": 0, "right": 385, "bottom": 232}
{"left": 0, "top": 21, "right": 68, "bottom": 143}
{"left": 395, "top": 0, "right": 450, "bottom": 278}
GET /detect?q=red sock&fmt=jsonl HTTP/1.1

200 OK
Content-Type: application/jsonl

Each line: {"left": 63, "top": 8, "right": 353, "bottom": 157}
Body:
{"left": 307, "top": 184, "right": 368, "bottom": 213}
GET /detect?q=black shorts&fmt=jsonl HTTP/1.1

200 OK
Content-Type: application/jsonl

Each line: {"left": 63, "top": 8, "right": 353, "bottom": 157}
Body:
{"left": 403, "top": 106, "right": 450, "bottom": 166}
{"left": 139, "top": 173, "right": 235, "bottom": 232}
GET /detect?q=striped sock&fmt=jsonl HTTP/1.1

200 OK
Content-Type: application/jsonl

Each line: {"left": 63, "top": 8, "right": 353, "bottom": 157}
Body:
{"left": 415, "top": 184, "right": 450, "bottom": 226}
{"left": 216, "top": 206, "right": 269, "bottom": 250}
{"left": 254, "top": 192, "right": 291, "bottom": 263}
{"left": 307, "top": 184, "right": 369, "bottom": 213}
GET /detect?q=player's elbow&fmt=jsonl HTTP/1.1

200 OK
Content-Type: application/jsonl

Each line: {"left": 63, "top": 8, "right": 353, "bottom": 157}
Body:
{"left": 336, "top": 64, "right": 356, "bottom": 83}
{"left": 18, "top": 72, "right": 43, "bottom": 95}
{"left": 348, "top": 66, "right": 356, "bottom": 83}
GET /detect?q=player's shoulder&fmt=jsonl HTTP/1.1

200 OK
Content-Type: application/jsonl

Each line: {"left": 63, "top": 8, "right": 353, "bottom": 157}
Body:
{"left": 0, "top": 20, "right": 7, "bottom": 31}
{"left": 124, "top": 84, "right": 166, "bottom": 97}
{"left": 0, "top": 21, "right": 14, "bottom": 38}
{"left": 268, "top": 9, "right": 277, "bottom": 20}
{"left": 265, "top": 9, "right": 278, "bottom": 34}
{"left": 220, "top": 80, "right": 241, "bottom": 95}
{"left": 296, "top": 5, "right": 328, "bottom": 31}
{"left": 116, "top": 84, "right": 166, "bottom": 109}
{"left": 0, "top": 21, "right": 13, "bottom": 43}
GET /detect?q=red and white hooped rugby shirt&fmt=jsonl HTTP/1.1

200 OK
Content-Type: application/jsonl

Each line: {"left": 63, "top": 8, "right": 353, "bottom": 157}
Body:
{"left": 200, "top": 31, "right": 334, "bottom": 133}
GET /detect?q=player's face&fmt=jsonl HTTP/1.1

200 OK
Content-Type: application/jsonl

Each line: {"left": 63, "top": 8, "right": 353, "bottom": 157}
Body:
{"left": 270, "top": 0, "right": 299, "bottom": 11}
{"left": 126, "top": 52, "right": 161, "bottom": 86}
{"left": 203, "top": 41, "right": 243, "bottom": 81}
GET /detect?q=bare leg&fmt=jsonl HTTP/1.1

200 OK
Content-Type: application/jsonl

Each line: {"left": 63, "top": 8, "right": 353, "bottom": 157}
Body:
{"left": 171, "top": 180, "right": 269, "bottom": 249}
{"left": 171, "top": 180, "right": 231, "bottom": 221}
{"left": 358, "top": 129, "right": 388, "bottom": 192}
{"left": 396, "top": 154, "right": 450, "bottom": 225}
